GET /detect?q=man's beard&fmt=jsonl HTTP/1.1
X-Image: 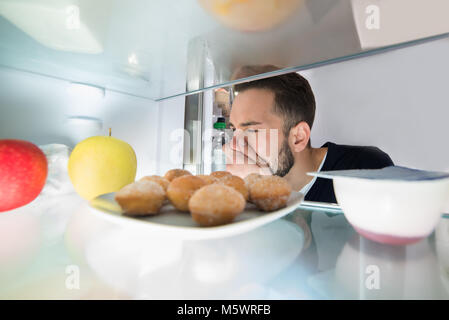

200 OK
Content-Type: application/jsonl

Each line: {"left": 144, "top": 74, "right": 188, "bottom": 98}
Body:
{"left": 272, "top": 138, "right": 294, "bottom": 177}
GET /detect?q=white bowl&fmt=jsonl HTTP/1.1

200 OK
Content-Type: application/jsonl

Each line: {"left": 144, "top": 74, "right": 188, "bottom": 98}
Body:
{"left": 333, "top": 177, "right": 449, "bottom": 245}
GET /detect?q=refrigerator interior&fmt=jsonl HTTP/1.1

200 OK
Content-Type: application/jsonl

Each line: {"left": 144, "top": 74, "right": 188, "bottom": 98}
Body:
{"left": 306, "top": 36, "right": 449, "bottom": 172}
{"left": 0, "top": 66, "right": 186, "bottom": 177}
{"left": 1, "top": 0, "right": 448, "bottom": 101}
{"left": 1, "top": 35, "right": 449, "bottom": 178}
{"left": 1, "top": 0, "right": 449, "bottom": 300}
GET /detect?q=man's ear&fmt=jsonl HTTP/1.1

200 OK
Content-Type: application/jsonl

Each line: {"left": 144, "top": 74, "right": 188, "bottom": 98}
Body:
{"left": 289, "top": 121, "right": 311, "bottom": 152}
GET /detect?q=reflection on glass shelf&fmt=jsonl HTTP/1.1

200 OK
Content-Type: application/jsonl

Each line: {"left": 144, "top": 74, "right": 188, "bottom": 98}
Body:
{"left": 0, "top": 0, "right": 448, "bottom": 101}
{"left": 297, "top": 201, "right": 449, "bottom": 219}
{"left": 298, "top": 201, "right": 343, "bottom": 214}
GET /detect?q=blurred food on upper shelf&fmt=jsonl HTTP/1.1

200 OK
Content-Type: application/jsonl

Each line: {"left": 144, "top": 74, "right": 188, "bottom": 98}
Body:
{"left": 231, "top": 64, "right": 281, "bottom": 82}
{"left": 197, "top": 0, "right": 305, "bottom": 32}
{"left": 0, "top": 0, "right": 112, "bottom": 53}
{"left": 1, "top": 0, "right": 448, "bottom": 101}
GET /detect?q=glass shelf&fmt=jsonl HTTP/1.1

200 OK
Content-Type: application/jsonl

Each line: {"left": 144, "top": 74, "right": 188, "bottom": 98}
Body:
{"left": 1, "top": 193, "right": 448, "bottom": 299}
{"left": 0, "top": 0, "right": 448, "bottom": 101}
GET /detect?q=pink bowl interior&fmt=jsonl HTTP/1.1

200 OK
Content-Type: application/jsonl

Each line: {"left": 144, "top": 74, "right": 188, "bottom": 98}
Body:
{"left": 353, "top": 225, "right": 426, "bottom": 245}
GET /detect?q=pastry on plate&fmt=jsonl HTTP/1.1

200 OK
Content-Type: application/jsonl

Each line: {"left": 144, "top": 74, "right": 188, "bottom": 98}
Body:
{"left": 217, "top": 175, "right": 249, "bottom": 201}
{"left": 115, "top": 180, "right": 166, "bottom": 216}
{"left": 196, "top": 174, "right": 219, "bottom": 185}
{"left": 244, "top": 173, "right": 263, "bottom": 188}
{"left": 210, "top": 170, "right": 232, "bottom": 180}
{"left": 249, "top": 175, "right": 291, "bottom": 211}
{"left": 139, "top": 175, "right": 170, "bottom": 191}
{"left": 167, "top": 175, "right": 206, "bottom": 212}
{"left": 164, "top": 169, "right": 192, "bottom": 182}
{"left": 189, "top": 184, "right": 246, "bottom": 227}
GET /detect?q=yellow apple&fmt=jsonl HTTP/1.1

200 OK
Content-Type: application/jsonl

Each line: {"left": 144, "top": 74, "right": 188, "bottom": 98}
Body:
{"left": 68, "top": 135, "right": 137, "bottom": 200}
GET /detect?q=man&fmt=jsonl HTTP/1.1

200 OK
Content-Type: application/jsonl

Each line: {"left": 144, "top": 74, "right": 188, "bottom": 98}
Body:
{"left": 225, "top": 68, "right": 393, "bottom": 203}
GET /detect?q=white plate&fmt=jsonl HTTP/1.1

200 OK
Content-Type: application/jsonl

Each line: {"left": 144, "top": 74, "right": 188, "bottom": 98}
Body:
{"left": 88, "top": 191, "right": 304, "bottom": 240}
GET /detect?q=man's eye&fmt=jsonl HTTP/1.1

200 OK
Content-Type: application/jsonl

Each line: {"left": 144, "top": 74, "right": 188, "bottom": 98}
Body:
{"left": 247, "top": 129, "right": 258, "bottom": 133}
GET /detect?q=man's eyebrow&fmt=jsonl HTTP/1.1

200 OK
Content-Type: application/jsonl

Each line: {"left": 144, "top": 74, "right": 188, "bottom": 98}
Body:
{"left": 229, "top": 121, "right": 262, "bottom": 129}
{"left": 240, "top": 121, "right": 262, "bottom": 127}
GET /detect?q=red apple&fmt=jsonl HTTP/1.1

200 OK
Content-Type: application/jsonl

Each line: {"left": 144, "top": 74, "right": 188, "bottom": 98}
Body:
{"left": 0, "top": 139, "right": 48, "bottom": 212}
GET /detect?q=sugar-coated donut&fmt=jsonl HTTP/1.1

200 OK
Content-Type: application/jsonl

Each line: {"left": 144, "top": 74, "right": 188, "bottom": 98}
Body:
{"left": 218, "top": 175, "right": 249, "bottom": 201}
{"left": 164, "top": 169, "right": 192, "bottom": 182}
{"left": 243, "top": 173, "right": 264, "bottom": 203}
{"left": 210, "top": 171, "right": 232, "bottom": 180}
{"left": 115, "top": 180, "right": 165, "bottom": 216}
{"left": 196, "top": 174, "right": 219, "bottom": 185}
{"left": 139, "top": 175, "right": 170, "bottom": 191}
{"left": 244, "top": 173, "right": 263, "bottom": 188}
{"left": 166, "top": 175, "right": 206, "bottom": 212}
{"left": 249, "top": 176, "right": 292, "bottom": 211}
{"left": 189, "top": 184, "right": 245, "bottom": 227}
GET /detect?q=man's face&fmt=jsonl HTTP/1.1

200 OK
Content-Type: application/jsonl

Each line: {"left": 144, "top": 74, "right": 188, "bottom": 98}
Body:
{"left": 228, "top": 88, "right": 294, "bottom": 176}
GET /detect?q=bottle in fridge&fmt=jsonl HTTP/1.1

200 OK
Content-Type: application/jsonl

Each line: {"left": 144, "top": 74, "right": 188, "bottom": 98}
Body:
{"left": 212, "top": 117, "right": 227, "bottom": 172}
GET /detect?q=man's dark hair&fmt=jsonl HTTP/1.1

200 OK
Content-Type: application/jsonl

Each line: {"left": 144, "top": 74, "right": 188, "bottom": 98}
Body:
{"left": 234, "top": 69, "right": 316, "bottom": 147}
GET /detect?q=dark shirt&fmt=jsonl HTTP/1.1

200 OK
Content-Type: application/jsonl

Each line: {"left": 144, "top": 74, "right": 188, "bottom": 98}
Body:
{"left": 304, "top": 142, "right": 394, "bottom": 203}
